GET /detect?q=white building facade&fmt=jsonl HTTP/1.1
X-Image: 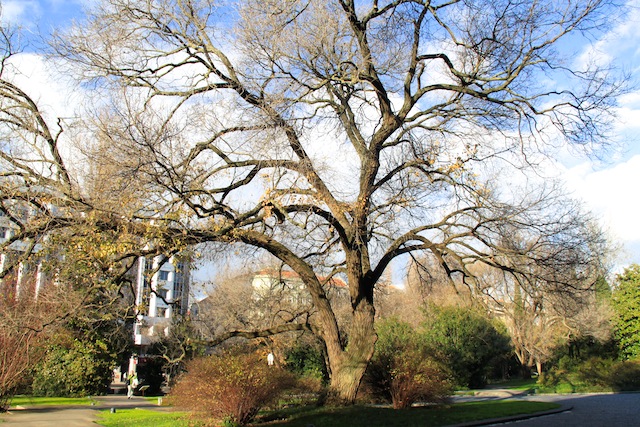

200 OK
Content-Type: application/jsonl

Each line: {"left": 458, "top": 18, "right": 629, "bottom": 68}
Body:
{"left": 132, "top": 255, "right": 190, "bottom": 346}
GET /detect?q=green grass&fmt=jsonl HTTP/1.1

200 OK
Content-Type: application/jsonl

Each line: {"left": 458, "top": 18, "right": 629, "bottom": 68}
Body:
{"left": 94, "top": 400, "right": 559, "bottom": 427}
{"left": 257, "top": 401, "right": 560, "bottom": 427}
{"left": 489, "top": 377, "right": 539, "bottom": 391}
{"left": 96, "top": 408, "right": 193, "bottom": 427}
{"left": 9, "top": 396, "right": 96, "bottom": 407}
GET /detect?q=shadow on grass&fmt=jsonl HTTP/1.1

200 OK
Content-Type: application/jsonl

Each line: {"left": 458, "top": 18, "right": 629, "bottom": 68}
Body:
{"left": 253, "top": 401, "right": 560, "bottom": 427}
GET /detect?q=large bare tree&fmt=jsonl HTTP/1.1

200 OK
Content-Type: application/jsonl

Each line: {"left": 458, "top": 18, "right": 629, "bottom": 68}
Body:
{"left": 0, "top": 0, "right": 624, "bottom": 401}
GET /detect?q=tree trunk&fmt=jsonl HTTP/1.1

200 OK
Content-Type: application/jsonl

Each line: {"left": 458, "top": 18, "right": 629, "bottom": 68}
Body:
{"left": 535, "top": 360, "right": 544, "bottom": 382}
{"left": 325, "top": 295, "right": 377, "bottom": 403}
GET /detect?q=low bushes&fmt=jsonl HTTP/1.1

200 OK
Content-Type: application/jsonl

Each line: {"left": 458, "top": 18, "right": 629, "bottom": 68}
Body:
{"left": 608, "top": 360, "right": 640, "bottom": 391}
{"left": 170, "top": 350, "right": 296, "bottom": 426}
{"left": 0, "top": 330, "right": 41, "bottom": 411}
{"left": 540, "top": 357, "right": 640, "bottom": 393}
{"left": 420, "top": 306, "right": 512, "bottom": 389}
{"left": 363, "top": 318, "right": 452, "bottom": 409}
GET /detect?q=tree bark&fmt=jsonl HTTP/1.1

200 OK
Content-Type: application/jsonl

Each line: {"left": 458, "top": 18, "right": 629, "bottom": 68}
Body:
{"left": 325, "top": 296, "right": 377, "bottom": 403}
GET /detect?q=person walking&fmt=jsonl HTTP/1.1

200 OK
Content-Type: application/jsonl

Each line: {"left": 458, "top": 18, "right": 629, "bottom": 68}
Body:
{"left": 127, "top": 372, "right": 138, "bottom": 399}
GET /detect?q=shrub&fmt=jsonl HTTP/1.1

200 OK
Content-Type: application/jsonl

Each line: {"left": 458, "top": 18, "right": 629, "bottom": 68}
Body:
{"left": 285, "top": 342, "right": 328, "bottom": 383}
{"left": 420, "top": 306, "right": 512, "bottom": 389}
{"left": 170, "top": 350, "right": 296, "bottom": 426}
{"left": 363, "top": 318, "right": 452, "bottom": 409}
{"left": 574, "top": 357, "right": 613, "bottom": 388}
{"left": 609, "top": 360, "right": 640, "bottom": 391}
{"left": 32, "top": 336, "right": 114, "bottom": 397}
{"left": 1, "top": 330, "right": 41, "bottom": 411}
{"left": 540, "top": 357, "right": 620, "bottom": 393}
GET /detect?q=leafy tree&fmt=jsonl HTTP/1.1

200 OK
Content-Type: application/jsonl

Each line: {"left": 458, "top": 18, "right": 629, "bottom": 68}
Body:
{"left": 1, "top": 0, "right": 624, "bottom": 401}
{"left": 31, "top": 333, "right": 116, "bottom": 397}
{"left": 421, "top": 306, "right": 512, "bottom": 388}
{"left": 612, "top": 265, "right": 640, "bottom": 360}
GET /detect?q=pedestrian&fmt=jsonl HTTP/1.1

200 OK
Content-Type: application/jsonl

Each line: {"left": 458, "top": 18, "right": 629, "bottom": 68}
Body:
{"left": 127, "top": 372, "right": 138, "bottom": 399}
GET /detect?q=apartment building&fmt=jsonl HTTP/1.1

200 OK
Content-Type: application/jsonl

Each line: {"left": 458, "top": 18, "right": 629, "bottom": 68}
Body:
{"left": 131, "top": 255, "right": 191, "bottom": 346}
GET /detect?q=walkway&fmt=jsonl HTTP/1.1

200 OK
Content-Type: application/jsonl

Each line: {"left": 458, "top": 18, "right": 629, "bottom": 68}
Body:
{"left": 0, "top": 395, "right": 164, "bottom": 427}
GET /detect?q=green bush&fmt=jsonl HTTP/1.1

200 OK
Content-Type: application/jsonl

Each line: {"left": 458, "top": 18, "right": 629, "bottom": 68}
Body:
{"left": 608, "top": 360, "right": 640, "bottom": 391}
{"left": 31, "top": 337, "right": 115, "bottom": 397}
{"left": 363, "top": 318, "right": 452, "bottom": 409}
{"left": 170, "top": 350, "right": 296, "bottom": 426}
{"left": 285, "top": 342, "right": 328, "bottom": 383}
{"left": 420, "top": 306, "right": 512, "bottom": 389}
{"left": 555, "top": 382, "right": 574, "bottom": 394}
{"left": 540, "top": 357, "right": 635, "bottom": 393}
{"left": 574, "top": 357, "right": 613, "bottom": 388}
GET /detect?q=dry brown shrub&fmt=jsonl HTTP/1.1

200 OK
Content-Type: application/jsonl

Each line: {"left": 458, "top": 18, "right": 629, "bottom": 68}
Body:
{"left": 170, "top": 350, "right": 296, "bottom": 426}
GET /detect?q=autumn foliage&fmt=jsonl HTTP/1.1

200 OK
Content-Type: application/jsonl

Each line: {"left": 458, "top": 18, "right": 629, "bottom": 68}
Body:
{"left": 0, "top": 329, "right": 41, "bottom": 411}
{"left": 0, "top": 282, "right": 46, "bottom": 411}
{"left": 170, "top": 350, "right": 296, "bottom": 426}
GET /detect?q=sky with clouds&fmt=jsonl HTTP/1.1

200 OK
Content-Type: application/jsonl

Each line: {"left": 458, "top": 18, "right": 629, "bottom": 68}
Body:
{"left": 3, "top": 0, "right": 640, "bottom": 275}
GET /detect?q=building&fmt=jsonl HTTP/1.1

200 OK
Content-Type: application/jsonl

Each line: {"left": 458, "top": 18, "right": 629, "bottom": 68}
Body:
{"left": 0, "top": 209, "right": 47, "bottom": 298}
{"left": 1, "top": 206, "right": 192, "bottom": 392}
{"left": 126, "top": 255, "right": 191, "bottom": 378}
{"left": 131, "top": 255, "right": 191, "bottom": 345}
{"left": 251, "top": 269, "right": 348, "bottom": 305}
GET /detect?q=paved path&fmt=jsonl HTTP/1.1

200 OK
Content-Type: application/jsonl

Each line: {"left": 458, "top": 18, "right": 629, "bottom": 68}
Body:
{"left": 491, "top": 393, "right": 640, "bottom": 426}
{"left": 0, "top": 395, "right": 164, "bottom": 427}
{"left": 452, "top": 389, "right": 640, "bottom": 427}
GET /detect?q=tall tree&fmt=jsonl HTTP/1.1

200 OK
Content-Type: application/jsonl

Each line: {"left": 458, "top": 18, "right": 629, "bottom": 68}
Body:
{"left": 1, "top": 0, "right": 623, "bottom": 401}
{"left": 612, "top": 264, "right": 640, "bottom": 360}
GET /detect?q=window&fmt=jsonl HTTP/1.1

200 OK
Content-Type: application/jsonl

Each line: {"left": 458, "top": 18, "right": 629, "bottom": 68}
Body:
{"left": 158, "top": 270, "right": 169, "bottom": 281}
{"left": 156, "top": 307, "right": 167, "bottom": 318}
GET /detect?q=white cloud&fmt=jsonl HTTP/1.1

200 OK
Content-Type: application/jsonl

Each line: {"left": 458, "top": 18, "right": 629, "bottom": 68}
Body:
{"left": 563, "top": 155, "right": 640, "bottom": 244}
{"left": 7, "top": 53, "right": 79, "bottom": 118}
{"left": 1, "top": 1, "right": 40, "bottom": 26}
{"left": 575, "top": 0, "right": 640, "bottom": 71}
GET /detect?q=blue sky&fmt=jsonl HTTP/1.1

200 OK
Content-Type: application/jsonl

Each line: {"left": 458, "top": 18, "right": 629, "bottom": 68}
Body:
{"left": 2, "top": 1, "right": 89, "bottom": 38}
{"left": 4, "top": 0, "right": 640, "bottom": 275}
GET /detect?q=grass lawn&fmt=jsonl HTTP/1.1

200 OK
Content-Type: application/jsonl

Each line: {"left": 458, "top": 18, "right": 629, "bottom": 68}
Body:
{"left": 95, "top": 400, "right": 560, "bottom": 427}
{"left": 9, "top": 396, "right": 96, "bottom": 407}
{"left": 96, "top": 408, "right": 194, "bottom": 427}
{"left": 489, "top": 377, "right": 539, "bottom": 391}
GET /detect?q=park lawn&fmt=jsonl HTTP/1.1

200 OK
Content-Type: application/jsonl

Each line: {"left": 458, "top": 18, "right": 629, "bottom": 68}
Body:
{"left": 9, "top": 396, "right": 96, "bottom": 407}
{"left": 96, "top": 400, "right": 560, "bottom": 427}
{"left": 489, "top": 377, "right": 539, "bottom": 391}
{"left": 96, "top": 408, "right": 194, "bottom": 427}
{"left": 260, "top": 401, "right": 560, "bottom": 427}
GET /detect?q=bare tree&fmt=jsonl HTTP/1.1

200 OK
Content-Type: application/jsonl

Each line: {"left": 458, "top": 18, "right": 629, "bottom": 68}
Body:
{"left": 472, "top": 228, "right": 613, "bottom": 377}
{"left": 0, "top": 0, "right": 626, "bottom": 401}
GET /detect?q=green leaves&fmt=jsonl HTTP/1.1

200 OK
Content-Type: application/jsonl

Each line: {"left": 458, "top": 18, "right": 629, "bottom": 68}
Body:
{"left": 420, "top": 306, "right": 512, "bottom": 389}
{"left": 612, "top": 265, "right": 640, "bottom": 360}
{"left": 32, "top": 334, "right": 116, "bottom": 397}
